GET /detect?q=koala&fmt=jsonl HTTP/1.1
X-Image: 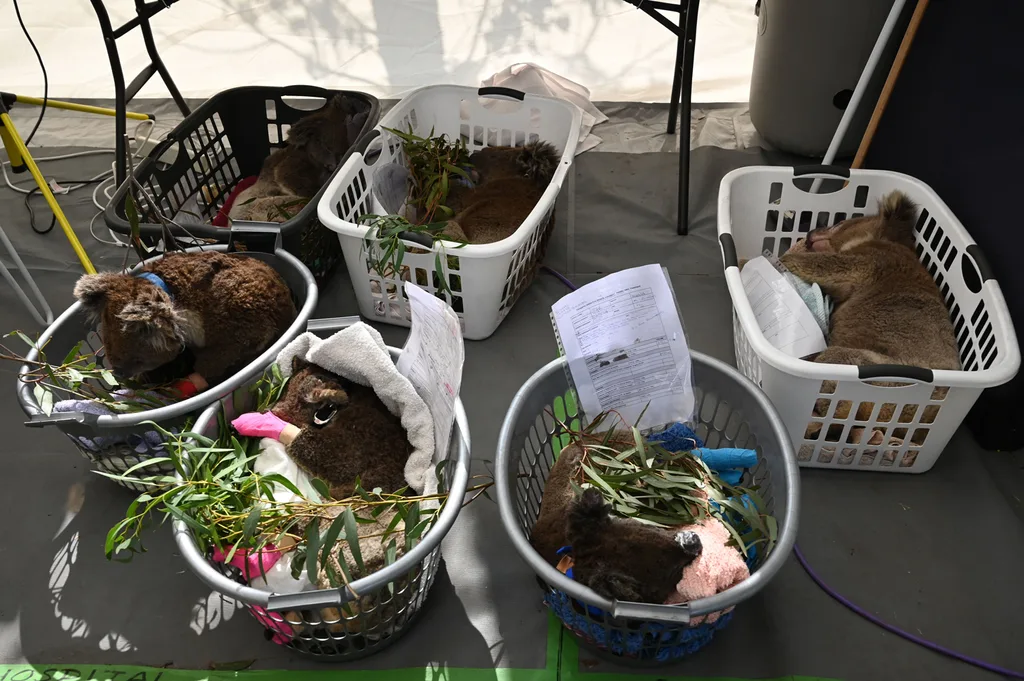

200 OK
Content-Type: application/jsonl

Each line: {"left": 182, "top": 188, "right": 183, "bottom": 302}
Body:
{"left": 271, "top": 356, "right": 412, "bottom": 498}
{"left": 441, "top": 141, "right": 560, "bottom": 244}
{"left": 229, "top": 95, "right": 370, "bottom": 223}
{"left": 778, "top": 191, "right": 962, "bottom": 447}
{"left": 531, "top": 443, "right": 702, "bottom": 605}
{"left": 73, "top": 251, "right": 296, "bottom": 384}
{"left": 566, "top": 488, "right": 703, "bottom": 604}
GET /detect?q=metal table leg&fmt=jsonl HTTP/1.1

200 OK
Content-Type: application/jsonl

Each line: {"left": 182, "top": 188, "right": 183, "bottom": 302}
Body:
{"left": 89, "top": 0, "right": 191, "bottom": 187}
{"left": 621, "top": 0, "right": 700, "bottom": 235}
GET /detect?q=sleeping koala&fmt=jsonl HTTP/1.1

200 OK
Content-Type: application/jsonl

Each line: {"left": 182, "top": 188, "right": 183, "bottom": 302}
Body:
{"left": 531, "top": 443, "right": 703, "bottom": 605}
{"left": 270, "top": 356, "right": 412, "bottom": 498}
{"left": 73, "top": 251, "right": 296, "bottom": 384}
{"left": 440, "top": 141, "right": 561, "bottom": 245}
{"left": 229, "top": 94, "right": 370, "bottom": 223}
{"left": 779, "top": 191, "right": 962, "bottom": 449}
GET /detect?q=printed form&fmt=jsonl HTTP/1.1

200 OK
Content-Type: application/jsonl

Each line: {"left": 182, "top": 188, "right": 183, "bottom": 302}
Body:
{"left": 551, "top": 264, "right": 695, "bottom": 431}
{"left": 396, "top": 283, "right": 466, "bottom": 458}
{"left": 740, "top": 256, "right": 827, "bottom": 358}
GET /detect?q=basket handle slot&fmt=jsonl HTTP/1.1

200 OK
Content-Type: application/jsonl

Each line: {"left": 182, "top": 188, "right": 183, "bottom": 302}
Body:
{"left": 857, "top": 364, "right": 934, "bottom": 383}
{"left": 719, "top": 233, "right": 739, "bottom": 269}
{"left": 611, "top": 600, "right": 692, "bottom": 624}
{"left": 25, "top": 412, "right": 101, "bottom": 428}
{"left": 227, "top": 223, "right": 283, "bottom": 254}
{"left": 354, "top": 128, "right": 382, "bottom": 156}
{"left": 397, "top": 230, "right": 436, "bottom": 249}
{"left": 478, "top": 86, "right": 526, "bottom": 101}
{"left": 963, "top": 245, "right": 995, "bottom": 291}
{"left": 791, "top": 165, "right": 851, "bottom": 179}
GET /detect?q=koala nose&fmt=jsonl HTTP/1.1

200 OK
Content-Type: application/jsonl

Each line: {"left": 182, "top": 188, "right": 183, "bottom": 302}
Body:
{"left": 675, "top": 530, "right": 703, "bottom": 554}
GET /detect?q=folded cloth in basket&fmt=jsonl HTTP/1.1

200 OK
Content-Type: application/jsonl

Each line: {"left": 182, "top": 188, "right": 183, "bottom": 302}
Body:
{"left": 53, "top": 390, "right": 176, "bottom": 453}
{"left": 275, "top": 323, "right": 438, "bottom": 497}
{"left": 663, "top": 516, "right": 750, "bottom": 624}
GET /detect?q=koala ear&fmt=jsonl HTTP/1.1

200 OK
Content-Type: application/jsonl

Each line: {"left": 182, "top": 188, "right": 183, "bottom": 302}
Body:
{"left": 291, "top": 355, "right": 311, "bottom": 375}
{"left": 73, "top": 273, "right": 123, "bottom": 311}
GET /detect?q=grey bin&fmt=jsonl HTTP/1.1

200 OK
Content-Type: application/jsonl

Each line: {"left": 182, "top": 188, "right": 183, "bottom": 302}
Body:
{"left": 173, "top": 347, "right": 472, "bottom": 661}
{"left": 749, "top": 0, "right": 896, "bottom": 157}
{"left": 16, "top": 245, "right": 318, "bottom": 493}
{"left": 495, "top": 353, "right": 800, "bottom": 664}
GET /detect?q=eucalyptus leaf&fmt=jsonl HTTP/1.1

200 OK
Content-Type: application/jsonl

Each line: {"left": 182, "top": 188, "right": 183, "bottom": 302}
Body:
{"left": 305, "top": 522, "right": 321, "bottom": 580}
{"left": 343, "top": 508, "right": 364, "bottom": 574}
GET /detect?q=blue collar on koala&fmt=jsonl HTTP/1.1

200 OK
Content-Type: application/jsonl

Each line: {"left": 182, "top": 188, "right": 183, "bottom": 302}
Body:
{"left": 136, "top": 272, "right": 172, "bottom": 298}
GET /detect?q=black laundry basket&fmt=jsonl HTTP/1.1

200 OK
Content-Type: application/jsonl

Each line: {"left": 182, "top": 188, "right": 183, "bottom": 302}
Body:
{"left": 104, "top": 85, "right": 379, "bottom": 282}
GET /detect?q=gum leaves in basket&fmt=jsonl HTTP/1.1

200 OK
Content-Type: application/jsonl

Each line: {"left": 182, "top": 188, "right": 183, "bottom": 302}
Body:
{"left": 531, "top": 409, "right": 777, "bottom": 606}
{"left": 104, "top": 366, "right": 490, "bottom": 605}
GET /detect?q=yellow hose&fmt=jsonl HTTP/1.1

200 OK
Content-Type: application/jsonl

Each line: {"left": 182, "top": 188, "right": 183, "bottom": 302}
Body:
{"left": 15, "top": 95, "right": 152, "bottom": 121}
{"left": 0, "top": 112, "right": 97, "bottom": 274}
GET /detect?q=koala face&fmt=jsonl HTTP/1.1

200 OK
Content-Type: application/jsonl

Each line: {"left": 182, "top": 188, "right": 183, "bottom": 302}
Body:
{"left": 73, "top": 273, "right": 202, "bottom": 380}
{"left": 804, "top": 191, "right": 918, "bottom": 254}
{"left": 271, "top": 358, "right": 351, "bottom": 428}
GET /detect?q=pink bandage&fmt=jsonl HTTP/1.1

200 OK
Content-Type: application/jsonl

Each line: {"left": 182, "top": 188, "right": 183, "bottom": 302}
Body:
{"left": 232, "top": 411, "right": 291, "bottom": 440}
{"left": 211, "top": 545, "right": 295, "bottom": 644}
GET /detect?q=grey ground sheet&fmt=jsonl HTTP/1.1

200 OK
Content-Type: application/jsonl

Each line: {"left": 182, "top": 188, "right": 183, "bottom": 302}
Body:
{"left": 0, "top": 141, "right": 1021, "bottom": 681}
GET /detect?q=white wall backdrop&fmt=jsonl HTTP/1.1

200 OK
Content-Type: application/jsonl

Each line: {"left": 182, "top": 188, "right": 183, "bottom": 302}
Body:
{"left": 0, "top": 0, "right": 756, "bottom": 103}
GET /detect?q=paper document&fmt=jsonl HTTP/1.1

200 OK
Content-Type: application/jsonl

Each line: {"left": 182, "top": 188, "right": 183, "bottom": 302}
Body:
{"left": 396, "top": 283, "right": 466, "bottom": 459}
{"left": 740, "top": 256, "right": 827, "bottom": 358}
{"left": 551, "top": 264, "right": 695, "bottom": 431}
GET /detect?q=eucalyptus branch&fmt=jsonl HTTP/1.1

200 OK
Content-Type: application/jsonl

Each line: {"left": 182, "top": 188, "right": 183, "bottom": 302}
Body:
{"left": 555, "top": 408, "right": 779, "bottom": 560}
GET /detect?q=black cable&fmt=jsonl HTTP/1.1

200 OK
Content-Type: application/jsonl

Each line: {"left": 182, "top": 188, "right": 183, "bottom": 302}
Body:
{"left": 24, "top": 179, "right": 106, "bottom": 235}
{"left": 12, "top": 0, "right": 48, "bottom": 146}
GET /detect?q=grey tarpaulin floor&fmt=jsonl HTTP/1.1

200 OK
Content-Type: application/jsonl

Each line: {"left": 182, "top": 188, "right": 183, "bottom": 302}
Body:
{"left": 1, "top": 144, "right": 1023, "bottom": 681}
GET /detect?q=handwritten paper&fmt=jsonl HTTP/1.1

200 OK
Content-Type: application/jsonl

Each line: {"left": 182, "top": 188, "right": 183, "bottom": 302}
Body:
{"left": 740, "top": 256, "right": 827, "bottom": 358}
{"left": 551, "top": 264, "right": 695, "bottom": 431}
{"left": 396, "top": 283, "right": 465, "bottom": 458}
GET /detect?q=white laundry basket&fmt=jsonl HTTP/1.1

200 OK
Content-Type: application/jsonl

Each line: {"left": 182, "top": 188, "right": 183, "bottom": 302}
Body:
{"left": 718, "top": 165, "right": 1020, "bottom": 473}
{"left": 317, "top": 85, "right": 582, "bottom": 340}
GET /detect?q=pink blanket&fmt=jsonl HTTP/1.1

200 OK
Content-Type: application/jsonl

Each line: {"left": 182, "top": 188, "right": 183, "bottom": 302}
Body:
{"left": 664, "top": 518, "right": 750, "bottom": 624}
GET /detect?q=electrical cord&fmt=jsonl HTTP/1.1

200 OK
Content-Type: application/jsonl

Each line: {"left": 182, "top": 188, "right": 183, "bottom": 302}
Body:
{"left": 539, "top": 264, "right": 1023, "bottom": 680}
{"left": 24, "top": 178, "right": 107, "bottom": 234}
{"left": 12, "top": 0, "right": 47, "bottom": 146}
{"left": 0, "top": 120, "right": 158, "bottom": 248}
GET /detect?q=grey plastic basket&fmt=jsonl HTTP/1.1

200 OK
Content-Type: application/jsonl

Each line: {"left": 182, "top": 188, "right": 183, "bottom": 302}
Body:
{"left": 495, "top": 353, "right": 800, "bottom": 665}
{"left": 16, "top": 240, "right": 318, "bottom": 493}
{"left": 173, "top": 346, "right": 471, "bottom": 661}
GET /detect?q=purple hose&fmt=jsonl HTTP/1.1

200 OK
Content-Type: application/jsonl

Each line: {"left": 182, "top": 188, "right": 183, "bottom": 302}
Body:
{"left": 542, "top": 264, "right": 1022, "bottom": 679}
{"left": 541, "top": 265, "right": 578, "bottom": 291}
{"left": 794, "top": 545, "right": 1023, "bottom": 679}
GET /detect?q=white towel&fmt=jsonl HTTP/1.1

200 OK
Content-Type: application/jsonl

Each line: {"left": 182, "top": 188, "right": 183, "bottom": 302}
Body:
{"left": 276, "top": 323, "right": 438, "bottom": 497}
{"left": 480, "top": 63, "right": 607, "bottom": 154}
{"left": 254, "top": 438, "right": 321, "bottom": 504}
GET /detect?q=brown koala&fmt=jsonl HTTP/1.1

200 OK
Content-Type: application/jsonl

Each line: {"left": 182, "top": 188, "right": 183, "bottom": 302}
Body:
{"left": 567, "top": 488, "right": 703, "bottom": 604}
{"left": 531, "top": 443, "right": 702, "bottom": 605}
{"left": 73, "top": 251, "right": 296, "bottom": 384}
{"left": 230, "top": 95, "right": 370, "bottom": 223}
{"left": 441, "top": 141, "right": 560, "bottom": 244}
{"left": 271, "top": 357, "right": 412, "bottom": 498}
{"left": 777, "top": 191, "right": 961, "bottom": 449}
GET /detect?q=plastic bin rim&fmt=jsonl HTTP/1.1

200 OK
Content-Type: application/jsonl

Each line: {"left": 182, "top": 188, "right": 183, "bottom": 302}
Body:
{"left": 717, "top": 166, "right": 1022, "bottom": 387}
{"left": 494, "top": 352, "right": 801, "bottom": 623}
{"left": 171, "top": 345, "right": 472, "bottom": 609}
{"left": 17, "top": 244, "right": 318, "bottom": 426}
